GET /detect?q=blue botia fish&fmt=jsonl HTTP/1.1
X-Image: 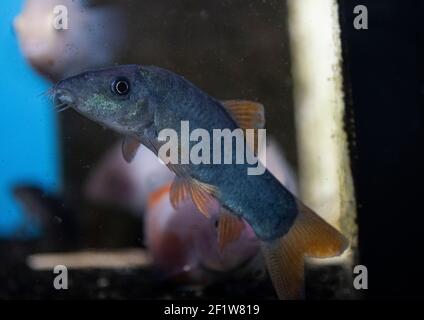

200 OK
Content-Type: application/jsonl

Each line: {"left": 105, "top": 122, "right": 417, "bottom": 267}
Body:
{"left": 53, "top": 65, "right": 349, "bottom": 299}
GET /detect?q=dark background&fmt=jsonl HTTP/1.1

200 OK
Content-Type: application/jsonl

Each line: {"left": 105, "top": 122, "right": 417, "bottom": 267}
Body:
{"left": 339, "top": 0, "right": 424, "bottom": 299}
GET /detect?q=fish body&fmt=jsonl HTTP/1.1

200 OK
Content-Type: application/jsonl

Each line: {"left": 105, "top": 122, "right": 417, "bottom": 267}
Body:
{"left": 54, "top": 65, "right": 348, "bottom": 299}
{"left": 59, "top": 65, "right": 296, "bottom": 240}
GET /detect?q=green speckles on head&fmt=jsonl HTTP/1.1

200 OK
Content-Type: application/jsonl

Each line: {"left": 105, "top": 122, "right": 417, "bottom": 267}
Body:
{"left": 84, "top": 93, "right": 121, "bottom": 117}
{"left": 79, "top": 92, "right": 146, "bottom": 131}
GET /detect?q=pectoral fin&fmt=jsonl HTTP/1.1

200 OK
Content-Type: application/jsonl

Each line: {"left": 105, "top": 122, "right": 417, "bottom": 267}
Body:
{"left": 122, "top": 136, "right": 141, "bottom": 163}
{"left": 217, "top": 210, "right": 245, "bottom": 251}
{"left": 170, "top": 177, "right": 218, "bottom": 217}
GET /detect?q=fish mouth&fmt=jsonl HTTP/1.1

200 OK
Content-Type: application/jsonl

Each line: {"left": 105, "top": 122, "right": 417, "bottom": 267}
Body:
{"left": 53, "top": 88, "right": 76, "bottom": 112}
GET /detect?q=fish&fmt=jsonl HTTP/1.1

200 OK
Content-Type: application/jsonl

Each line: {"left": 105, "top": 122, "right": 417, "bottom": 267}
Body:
{"left": 53, "top": 65, "right": 349, "bottom": 299}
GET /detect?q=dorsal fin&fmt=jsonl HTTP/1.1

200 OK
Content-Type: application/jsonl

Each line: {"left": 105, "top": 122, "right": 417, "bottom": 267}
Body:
{"left": 222, "top": 100, "right": 266, "bottom": 155}
{"left": 170, "top": 177, "right": 218, "bottom": 217}
{"left": 221, "top": 100, "right": 265, "bottom": 129}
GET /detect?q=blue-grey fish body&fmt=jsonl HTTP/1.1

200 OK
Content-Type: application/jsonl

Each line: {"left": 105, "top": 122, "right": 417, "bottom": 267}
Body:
{"left": 54, "top": 65, "right": 348, "bottom": 299}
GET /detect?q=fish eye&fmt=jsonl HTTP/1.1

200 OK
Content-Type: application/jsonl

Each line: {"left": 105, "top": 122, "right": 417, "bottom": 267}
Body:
{"left": 111, "top": 78, "right": 130, "bottom": 96}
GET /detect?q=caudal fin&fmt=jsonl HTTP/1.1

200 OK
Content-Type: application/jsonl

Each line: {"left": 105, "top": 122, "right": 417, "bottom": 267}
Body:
{"left": 261, "top": 201, "right": 349, "bottom": 300}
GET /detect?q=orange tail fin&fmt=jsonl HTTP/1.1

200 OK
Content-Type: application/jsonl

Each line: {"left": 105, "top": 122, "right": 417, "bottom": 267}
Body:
{"left": 261, "top": 201, "right": 349, "bottom": 300}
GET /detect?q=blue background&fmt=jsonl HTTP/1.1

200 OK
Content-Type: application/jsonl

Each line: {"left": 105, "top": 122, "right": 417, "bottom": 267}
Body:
{"left": 0, "top": 1, "right": 60, "bottom": 238}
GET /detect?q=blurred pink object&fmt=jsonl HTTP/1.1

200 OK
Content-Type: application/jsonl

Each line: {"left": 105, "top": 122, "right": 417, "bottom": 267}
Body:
{"left": 84, "top": 143, "right": 174, "bottom": 215}
{"left": 14, "top": 0, "right": 126, "bottom": 81}
{"left": 145, "top": 185, "right": 261, "bottom": 282}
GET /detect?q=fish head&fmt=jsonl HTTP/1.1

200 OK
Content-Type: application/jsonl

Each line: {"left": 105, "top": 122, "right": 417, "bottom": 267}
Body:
{"left": 53, "top": 65, "right": 151, "bottom": 134}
